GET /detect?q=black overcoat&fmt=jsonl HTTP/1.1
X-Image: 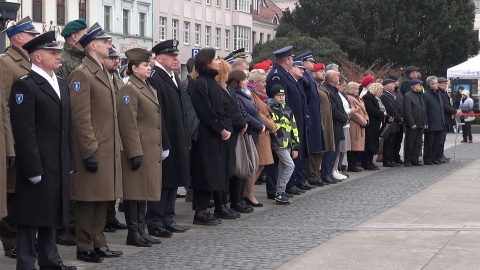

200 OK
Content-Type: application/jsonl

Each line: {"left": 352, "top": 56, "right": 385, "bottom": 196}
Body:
{"left": 403, "top": 90, "right": 426, "bottom": 128}
{"left": 423, "top": 88, "right": 445, "bottom": 132}
{"left": 148, "top": 66, "right": 189, "bottom": 188}
{"left": 362, "top": 92, "right": 384, "bottom": 153}
{"left": 380, "top": 91, "right": 403, "bottom": 134}
{"left": 225, "top": 88, "right": 247, "bottom": 179}
{"left": 9, "top": 71, "right": 76, "bottom": 227}
{"left": 190, "top": 71, "right": 232, "bottom": 192}
{"left": 439, "top": 89, "right": 456, "bottom": 126}
{"left": 323, "top": 83, "right": 349, "bottom": 142}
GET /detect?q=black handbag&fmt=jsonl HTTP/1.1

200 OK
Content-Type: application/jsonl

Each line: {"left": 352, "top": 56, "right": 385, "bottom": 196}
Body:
{"left": 379, "top": 122, "right": 392, "bottom": 139}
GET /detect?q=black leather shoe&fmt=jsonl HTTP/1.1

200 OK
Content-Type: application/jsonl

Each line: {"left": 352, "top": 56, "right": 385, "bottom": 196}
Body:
{"left": 148, "top": 226, "right": 173, "bottom": 238}
{"left": 292, "top": 186, "right": 306, "bottom": 193}
{"left": 321, "top": 176, "right": 337, "bottom": 184}
{"left": 309, "top": 180, "right": 324, "bottom": 186}
{"left": 244, "top": 197, "right": 263, "bottom": 207}
{"left": 230, "top": 202, "right": 254, "bottom": 213}
{"left": 432, "top": 160, "right": 442, "bottom": 165}
{"left": 103, "top": 223, "right": 117, "bottom": 233}
{"left": 214, "top": 206, "right": 238, "bottom": 219}
{"left": 76, "top": 250, "right": 103, "bottom": 263}
{"left": 94, "top": 246, "right": 123, "bottom": 258}
{"left": 40, "top": 261, "right": 77, "bottom": 270}
{"left": 404, "top": 162, "right": 411, "bottom": 167}
{"left": 297, "top": 182, "right": 314, "bottom": 190}
{"left": 106, "top": 219, "right": 127, "bottom": 230}
{"left": 226, "top": 206, "right": 241, "bottom": 218}
{"left": 165, "top": 223, "right": 190, "bottom": 232}
{"left": 412, "top": 162, "right": 424, "bottom": 166}
{"left": 4, "top": 247, "right": 16, "bottom": 258}
{"left": 56, "top": 230, "right": 77, "bottom": 246}
{"left": 383, "top": 162, "right": 394, "bottom": 167}
{"left": 286, "top": 186, "right": 301, "bottom": 195}
{"left": 193, "top": 213, "right": 220, "bottom": 226}
{"left": 394, "top": 159, "right": 404, "bottom": 164}
{"left": 424, "top": 161, "right": 433, "bottom": 165}
{"left": 392, "top": 162, "right": 401, "bottom": 166}
{"left": 347, "top": 167, "right": 363, "bottom": 172}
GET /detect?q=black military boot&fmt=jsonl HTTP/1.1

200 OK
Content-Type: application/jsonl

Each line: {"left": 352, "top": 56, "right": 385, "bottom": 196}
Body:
{"left": 124, "top": 200, "right": 151, "bottom": 247}
{"left": 138, "top": 201, "right": 161, "bottom": 244}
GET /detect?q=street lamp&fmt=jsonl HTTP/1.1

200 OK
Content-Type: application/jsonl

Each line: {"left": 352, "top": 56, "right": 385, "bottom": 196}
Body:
{"left": 0, "top": 0, "right": 20, "bottom": 52}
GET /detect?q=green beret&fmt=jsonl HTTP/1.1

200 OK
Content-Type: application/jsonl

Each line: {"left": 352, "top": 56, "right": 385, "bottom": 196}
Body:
{"left": 61, "top": 18, "right": 87, "bottom": 38}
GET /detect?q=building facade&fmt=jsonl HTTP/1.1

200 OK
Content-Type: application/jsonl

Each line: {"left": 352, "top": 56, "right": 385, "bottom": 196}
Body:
{"left": 251, "top": 0, "right": 282, "bottom": 60}
{"left": 99, "top": 0, "right": 153, "bottom": 56}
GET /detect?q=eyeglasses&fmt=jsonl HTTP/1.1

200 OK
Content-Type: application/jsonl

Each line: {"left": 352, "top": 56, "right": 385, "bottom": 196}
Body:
{"left": 109, "top": 57, "right": 120, "bottom": 62}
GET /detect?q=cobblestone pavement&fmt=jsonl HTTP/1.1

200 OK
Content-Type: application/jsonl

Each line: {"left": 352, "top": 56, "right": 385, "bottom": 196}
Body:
{"left": 90, "top": 136, "right": 477, "bottom": 270}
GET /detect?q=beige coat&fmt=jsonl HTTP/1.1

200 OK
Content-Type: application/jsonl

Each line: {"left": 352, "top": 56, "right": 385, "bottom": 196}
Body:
{"left": 117, "top": 75, "right": 162, "bottom": 201}
{"left": 252, "top": 93, "right": 275, "bottom": 165}
{"left": 0, "top": 46, "right": 30, "bottom": 192}
{"left": 0, "top": 84, "right": 9, "bottom": 217}
{"left": 68, "top": 54, "right": 122, "bottom": 201}
{"left": 315, "top": 81, "right": 335, "bottom": 151}
{"left": 347, "top": 95, "right": 369, "bottom": 151}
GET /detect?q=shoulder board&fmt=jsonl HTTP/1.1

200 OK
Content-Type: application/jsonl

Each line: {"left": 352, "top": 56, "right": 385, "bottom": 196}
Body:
{"left": 150, "top": 70, "right": 156, "bottom": 77}
{"left": 19, "top": 74, "right": 29, "bottom": 80}
{"left": 77, "top": 64, "right": 85, "bottom": 69}
{"left": 273, "top": 69, "right": 278, "bottom": 74}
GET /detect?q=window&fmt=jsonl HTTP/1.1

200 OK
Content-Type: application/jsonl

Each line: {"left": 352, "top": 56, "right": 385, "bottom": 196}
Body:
{"left": 267, "top": 34, "right": 271, "bottom": 41}
{"left": 234, "top": 0, "right": 250, "bottom": 12}
{"left": 79, "top": 0, "right": 87, "bottom": 20}
{"left": 183, "top": 21, "right": 190, "bottom": 44}
{"left": 225, "top": 29, "right": 230, "bottom": 50}
{"left": 139, "top": 13, "right": 146, "bottom": 37}
{"left": 273, "top": 15, "right": 280, "bottom": 24}
{"left": 259, "top": 33, "right": 263, "bottom": 44}
{"left": 56, "top": 0, "right": 65, "bottom": 25}
{"left": 206, "top": 0, "right": 211, "bottom": 5}
{"left": 32, "top": 0, "right": 43, "bottom": 22}
{"left": 172, "top": 19, "right": 179, "bottom": 40}
{"left": 205, "top": 26, "right": 211, "bottom": 47}
{"left": 215, "top": 28, "right": 221, "bottom": 49}
{"left": 104, "top": 6, "right": 111, "bottom": 32}
{"left": 233, "top": 25, "right": 250, "bottom": 52}
{"left": 225, "top": 0, "right": 230, "bottom": 9}
{"left": 252, "top": 31, "right": 256, "bottom": 45}
{"left": 194, "top": 24, "right": 201, "bottom": 46}
{"left": 216, "top": 0, "right": 221, "bottom": 7}
{"left": 475, "top": 0, "right": 480, "bottom": 8}
{"left": 122, "top": 9, "right": 130, "bottom": 35}
{"left": 159, "top": 17, "right": 166, "bottom": 41}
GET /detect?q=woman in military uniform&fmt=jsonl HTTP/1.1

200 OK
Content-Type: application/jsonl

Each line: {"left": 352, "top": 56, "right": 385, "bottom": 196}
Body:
{"left": 117, "top": 48, "right": 163, "bottom": 247}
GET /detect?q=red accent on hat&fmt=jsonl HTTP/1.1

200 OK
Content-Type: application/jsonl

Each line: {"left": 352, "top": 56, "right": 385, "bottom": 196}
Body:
{"left": 313, "top": 63, "right": 325, "bottom": 72}
{"left": 361, "top": 76, "right": 375, "bottom": 88}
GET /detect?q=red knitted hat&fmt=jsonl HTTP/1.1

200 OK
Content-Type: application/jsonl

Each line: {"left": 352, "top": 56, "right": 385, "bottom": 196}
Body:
{"left": 313, "top": 63, "right": 325, "bottom": 72}
{"left": 361, "top": 76, "right": 374, "bottom": 88}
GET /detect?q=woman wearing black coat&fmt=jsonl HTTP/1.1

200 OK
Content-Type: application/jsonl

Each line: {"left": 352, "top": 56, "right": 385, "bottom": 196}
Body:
{"left": 190, "top": 48, "right": 233, "bottom": 226}
{"left": 362, "top": 83, "right": 386, "bottom": 170}
{"left": 231, "top": 70, "right": 266, "bottom": 208}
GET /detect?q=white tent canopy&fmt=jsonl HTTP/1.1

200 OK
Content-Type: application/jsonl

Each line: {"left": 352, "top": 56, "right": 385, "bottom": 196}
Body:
{"left": 447, "top": 55, "right": 480, "bottom": 79}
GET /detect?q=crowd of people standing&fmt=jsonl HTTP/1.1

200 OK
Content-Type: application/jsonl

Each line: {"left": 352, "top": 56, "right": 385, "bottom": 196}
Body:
{"left": 0, "top": 18, "right": 474, "bottom": 270}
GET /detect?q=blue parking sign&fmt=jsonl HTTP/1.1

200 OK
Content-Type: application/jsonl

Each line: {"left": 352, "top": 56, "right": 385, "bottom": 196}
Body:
{"left": 192, "top": 48, "right": 200, "bottom": 57}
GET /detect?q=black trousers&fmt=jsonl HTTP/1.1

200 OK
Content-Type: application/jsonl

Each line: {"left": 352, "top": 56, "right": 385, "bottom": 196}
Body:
{"left": 229, "top": 176, "right": 246, "bottom": 204}
{"left": 106, "top": 200, "right": 117, "bottom": 223}
{"left": 146, "top": 187, "right": 178, "bottom": 228}
{"left": 347, "top": 151, "right": 360, "bottom": 168}
{"left": 404, "top": 127, "right": 423, "bottom": 163}
{"left": 192, "top": 190, "right": 211, "bottom": 211}
{"left": 424, "top": 131, "right": 440, "bottom": 163}
{"left": 17, "top": 225, "right": 61, "bottom": 270}
{"left": 462, "top": 120, "right": 473, "bottom": 141}
{"left": 266, "top": 152, "right": 279, "bottom": 196}
{"left": 362, "top": 151, "right": 375, "bottom": 168}
{"left": 383, "top": 132, "right": 397, "bottom": 165}
{"left": 393, "top": 126, "right": 404, "bottom": 162}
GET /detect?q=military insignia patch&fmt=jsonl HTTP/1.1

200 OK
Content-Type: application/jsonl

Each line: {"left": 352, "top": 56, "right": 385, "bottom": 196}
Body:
{"left": 123, "top": 95, "right": 130, "bottom": 104}
{"left": 15, "top": 94, "right": 23, "bottom": 105}
{"left": 272, "top": 76, "right": 281, "bottom": 81}
{"left": 73, "top": 82, "right": 81, "bottom": 91}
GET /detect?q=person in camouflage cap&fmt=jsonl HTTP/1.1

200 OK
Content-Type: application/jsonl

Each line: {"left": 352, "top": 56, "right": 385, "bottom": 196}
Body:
{"left": 56, "top": 18, "right": 87, "bottom": 79}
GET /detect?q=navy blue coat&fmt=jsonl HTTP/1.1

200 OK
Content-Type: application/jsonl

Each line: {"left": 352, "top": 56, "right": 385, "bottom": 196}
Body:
{"left": 266, "top": 63, "right": 309, "bottom": 158}
{"left": 235, "top": 89, "right": 264, "bottom": 144}
{"left": 323, "top": 83, "right": 349, "bottom": 142}
{"left": 304, "top": 72, "right": 324, "bottom": 153}
{"left": 423, "top": 88, "right": 445, "bottom": 132}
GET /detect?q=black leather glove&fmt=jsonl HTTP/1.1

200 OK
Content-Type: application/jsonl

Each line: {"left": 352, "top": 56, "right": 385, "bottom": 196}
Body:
{"left": 132, "top": 156, "right": 141, "bottom": 171}
{"left": 84, "top": 153, "right": 99, "bottom": 173}
{"left": 6, "top": 156, "right": 15, "bottom": 171}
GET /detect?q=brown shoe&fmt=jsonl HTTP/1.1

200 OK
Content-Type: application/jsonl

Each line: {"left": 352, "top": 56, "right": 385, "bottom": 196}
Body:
{"left": 376, "top": 152, "right": 383, "bottom": 162}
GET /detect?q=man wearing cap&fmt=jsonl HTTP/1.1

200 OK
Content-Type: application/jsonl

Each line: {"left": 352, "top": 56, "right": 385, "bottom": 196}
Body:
{"left": 0, "top": 16, "right": 40, "bottom": 260}
{"left": 297, "top": 51, "right": 326, "bottom": 188}
{"left": 422, "top": 76, "right": 445, "bottom": 165}
{"left": 57, "top": 18, "right": 87, "bottom": 80}
{"left": 391, "top": 74, "right": 405, "bottom": 165}
{"left": 146, "top": 39, "right": 190, "bottom": 237}
{"left": 400, "top": 66, "right": 421, "bottom": 96}
{"left": 102, "top": 45, "right": 128, "bottom": 233}
{"left": 380, "top": 78, "right": 403, "bottom": 167}
{"left": 288, "top": 59, "right": 313, "bottom": 191}
{"left": 437, "top": 77, "right": 459, "bottom": 163}
{"left": 403, "top": 79, "right": 426, "bottom": 167}
{"left": 224, "top": 48, "right": 247, "bottom": 65}
{"left": 67, "top": 22, "right": 123, "bottom": 263}
{"left": 9, "top": 30, "right": 77, "bottom": 270}
{"left": 265, "top": 45, "right": 306, "bottom": 198}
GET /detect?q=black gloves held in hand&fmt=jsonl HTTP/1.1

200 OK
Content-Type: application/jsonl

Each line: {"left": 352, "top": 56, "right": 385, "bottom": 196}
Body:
{"left": 84, "top": 153, "right": 99, "bottom": 173}
{"left": 132, "top": 156, "right": 141, "bottom": 171}
{"left": 6, "top": 156, "right": 15, "bottom": 171}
